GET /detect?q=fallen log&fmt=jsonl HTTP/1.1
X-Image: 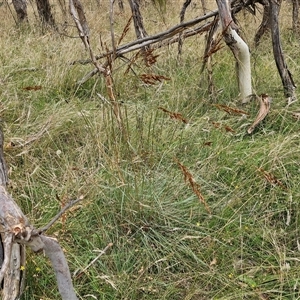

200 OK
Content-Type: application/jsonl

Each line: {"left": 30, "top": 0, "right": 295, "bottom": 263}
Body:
{"left": 0, "top": 128, "right": 79, "bottom": 300}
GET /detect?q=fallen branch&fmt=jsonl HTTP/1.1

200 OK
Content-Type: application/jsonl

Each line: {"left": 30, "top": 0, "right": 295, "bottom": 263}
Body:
{"left": 74, "top": 242, "right": 113, "bottom": 278}
{"left": 72, "top": 10, "right": 218, "bottom": 66}
{"left": 0, "top": 128, "right": 79, "bottom": 299}
{"left": 37, "top": 196, "right": 84, "bottom": 233}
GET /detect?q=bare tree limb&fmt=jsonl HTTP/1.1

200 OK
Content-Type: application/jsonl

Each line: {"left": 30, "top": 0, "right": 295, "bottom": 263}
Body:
{"left": 37, "top": 196, "right": 84, "bottom": 234}
{"left": 0, "top": 127, "right": 79, "bottom": 300}
{"left": 269, "top": 0, "right": 296, "bottom": 104}
{"left": 254, "top": 1, "right": 271, "bottom": 47}
{"left": 41, "top": 235, "right": 78, "bottom": 300}
{"left": 74, "top": 242, "right": 113, "bottom": 278}
{"left": 178, "top": 0, "right": 192, "bottom": 57}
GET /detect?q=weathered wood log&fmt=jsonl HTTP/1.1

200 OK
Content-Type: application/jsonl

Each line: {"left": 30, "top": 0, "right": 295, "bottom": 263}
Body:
{"left": 0, "top": 128, "right": 78, "bottom": 300}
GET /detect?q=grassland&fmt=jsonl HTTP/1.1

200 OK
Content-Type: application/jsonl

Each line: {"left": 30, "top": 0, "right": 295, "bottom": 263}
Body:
{"left": 1, "top": 1, "right": 300, "bottom": 299}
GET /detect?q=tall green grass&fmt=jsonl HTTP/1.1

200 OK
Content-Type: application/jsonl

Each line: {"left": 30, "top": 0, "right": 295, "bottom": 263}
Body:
{"left": 1, "top": 1, "right": 300, "bottom": 299}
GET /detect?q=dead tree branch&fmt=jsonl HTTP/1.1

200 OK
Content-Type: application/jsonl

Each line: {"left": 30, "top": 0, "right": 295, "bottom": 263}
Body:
{"left": 0, "top": 128, "right": 79, "bottom": 300}
{"left": 269, "top": 0, "right": 296, "bottom": 104}
{"left": 69, "top": 0, "right": 124, "bottom": 131}
{"left": 178, "top": 0, "right": 192, "bottom": 57}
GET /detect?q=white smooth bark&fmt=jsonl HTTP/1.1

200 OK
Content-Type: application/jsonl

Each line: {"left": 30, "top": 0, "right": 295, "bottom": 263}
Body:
{"left": 229, "top": 28, "right": 252, "bottom": 101}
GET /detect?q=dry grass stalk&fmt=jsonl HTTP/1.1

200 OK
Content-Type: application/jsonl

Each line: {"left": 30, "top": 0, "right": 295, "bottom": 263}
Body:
{"left": 211, "top": 121, "right": 235, "bottom": 133}
{"left": 140, "top": 73, "right": 170, "bottom": 85}
{"left": 124, "top": 50, "right": 141, "bottom": 75}
{"left": 118, "top": 16, "right": 133, "bottom": 46}
{"left": 256, "top": 167, "right": 286, "bottom": 190}
{"left": 69, "top": 0, "right": 124, "bottom": 132}
{"left": 175, "top": 158, "right": 211, "bottom": 214}
{"left": 158, "top": 107, "right": 188, "bottom": 124}
{"left": 213, "top": 103, "right": 249, "bottom": 115}
{"left": 74, "top": 242, "right": 113, "bottom": 279}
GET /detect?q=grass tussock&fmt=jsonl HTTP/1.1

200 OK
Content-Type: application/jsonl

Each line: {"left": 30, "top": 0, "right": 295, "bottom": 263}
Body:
{"left": 1, "top": 1, "right": 300, "bottom": 299}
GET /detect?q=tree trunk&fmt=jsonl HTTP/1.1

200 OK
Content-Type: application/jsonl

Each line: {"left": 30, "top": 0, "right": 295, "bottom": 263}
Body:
{"left": 216, "top": 0, "right": 252, "bottom": 101}
{"left": 118, "top": 0, "right": 124, "bottom": 12}
{"left": 292, "top": 0, "right": 300, "bottom": 35}
{"left": 254, "top": 1, "right": 271, "bottom": 47}
{"left": 12, "top": 0, "right": 28, "bottom": 23}
{"left": 269, "top": 0, "right": 296, "bottom": 103}
{"left": 36, "top": 0, "right": 56, "bottom": 27}
{"left": 128, "top": 0, "right": 148, "bottom": 40}
{"left": 178, "top": 0, "right": 192, "bottom": 57}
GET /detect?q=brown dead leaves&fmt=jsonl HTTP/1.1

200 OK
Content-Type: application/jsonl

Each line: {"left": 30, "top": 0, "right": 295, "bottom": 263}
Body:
{"left": 212, "top": 94, "right": 271, "bottom": 134}
{"left": 175, "top": 158, "right": 211, "bottom": 214}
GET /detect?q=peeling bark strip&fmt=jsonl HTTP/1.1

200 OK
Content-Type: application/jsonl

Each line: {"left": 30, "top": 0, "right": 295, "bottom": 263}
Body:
{"left": 216, "top": 0, "right": 252, "bottom": 101}
{"left": 41, "top": 236, "right": 78, "bottom": 300}
{"left": 269, "top": 0, "right": 296, "bottom": 104}
{"left": 248, "top": 94, "right": 271, "bottom": 134}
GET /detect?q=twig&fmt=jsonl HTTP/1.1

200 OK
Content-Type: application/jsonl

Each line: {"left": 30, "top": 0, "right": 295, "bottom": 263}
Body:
{"left": 109, "top": 0, "right": 116, "bottom": 59}
{"left": 178, "top": 0, "right": 192, "bottom": 57}
{"left": 38, "top": 196, "right": 84, "bottom": 233}
{"left": 13, "top": 117, "right": 52, "bottom": 149}
{"left": 74, "top": 242, "right": 113, "bottom": 278}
